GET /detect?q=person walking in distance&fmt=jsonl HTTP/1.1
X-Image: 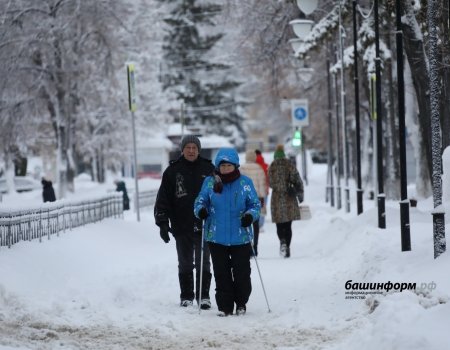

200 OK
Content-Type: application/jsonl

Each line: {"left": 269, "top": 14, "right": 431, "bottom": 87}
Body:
{"left": 194, "top": 148, "right": 260, "bottom": 316}
{"left": 41, "top": 177, "right": 56, "bottom": 203}
{"left": 268, "top": 145, "right": 304, "bottom": 258}
{"left": 114, "top": 180, "right": 130, "bottom": 210}
{"left": 154, "top": 135, "right": 215, "bottom": 309}
{"left": 239, "top": 149, "right": 268, "bottom": 256}
{"left": 255, "top": 149, "right": 269, "bottom": 230}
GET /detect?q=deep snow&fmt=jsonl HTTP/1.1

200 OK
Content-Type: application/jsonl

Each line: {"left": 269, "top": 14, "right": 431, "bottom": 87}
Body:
{"left": 0, "top": 160, "right": 449, "bottom": 350}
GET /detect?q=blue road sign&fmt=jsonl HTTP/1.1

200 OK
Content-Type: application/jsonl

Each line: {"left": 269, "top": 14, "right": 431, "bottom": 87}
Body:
{"left": 291, "top": 99, "right": 309, "bottom": 127}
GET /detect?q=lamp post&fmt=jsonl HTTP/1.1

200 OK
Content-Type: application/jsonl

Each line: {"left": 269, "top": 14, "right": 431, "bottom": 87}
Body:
{"left": 395, "top": 0, "right": 411, "bottom": 250}
{"left": 333, "top": 50, "right": 342, "bottom": 210}
{"left": 326, "top": 44, "right": 335, "bottom": 207}
{"left": 374, "top": 0, "right": 386, "bottom": 228}
{"left": 289, "top": 18, "right": 314, "bottom": 187}
{"left": 295, "top": 0, "right": 338, "bottom": 207}
{"left": 338, "top": 1, "right": 351, "bottom": 213}
{"left": 352, "top": 0, "right": 363, "bottom": 214}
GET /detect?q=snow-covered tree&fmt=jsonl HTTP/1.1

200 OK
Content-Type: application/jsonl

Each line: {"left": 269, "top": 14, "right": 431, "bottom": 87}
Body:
{"left": 159, "top": 0, "right": 246, "bottom": 146}
{"left": 0, "top": 0, "right": 131, "bottom": 196}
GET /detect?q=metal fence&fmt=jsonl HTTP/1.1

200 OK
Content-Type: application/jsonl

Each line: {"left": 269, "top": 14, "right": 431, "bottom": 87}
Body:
{"left": 0, "top": 193, "right": 123, "bottom": 249}
{"left": 134, "top": 189, "right": 158, "bottom": 210}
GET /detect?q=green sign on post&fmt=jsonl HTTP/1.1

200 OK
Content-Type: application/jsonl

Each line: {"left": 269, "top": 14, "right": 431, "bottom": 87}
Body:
{"left": 126, "top": 63, "right": 140, "bottom": 221}
{"left": 127, "top": 64, "right": 137, "bottom": 112}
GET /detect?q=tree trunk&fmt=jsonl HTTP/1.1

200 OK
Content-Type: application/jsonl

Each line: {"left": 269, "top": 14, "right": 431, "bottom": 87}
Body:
{"left": 440, "top": 0, "right": 450, "bottom": 150}
{"left": 401, "top": 0, "right": 433, "bottom": 183}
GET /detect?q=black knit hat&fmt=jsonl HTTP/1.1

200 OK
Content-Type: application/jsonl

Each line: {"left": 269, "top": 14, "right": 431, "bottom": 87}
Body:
{"left": 180, "top": 135, "right": 201, "bottom": 152}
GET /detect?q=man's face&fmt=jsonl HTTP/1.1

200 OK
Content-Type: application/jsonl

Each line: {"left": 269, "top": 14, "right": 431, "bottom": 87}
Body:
{"left": 182, "top": 143, "right": 199, "bottom": 162}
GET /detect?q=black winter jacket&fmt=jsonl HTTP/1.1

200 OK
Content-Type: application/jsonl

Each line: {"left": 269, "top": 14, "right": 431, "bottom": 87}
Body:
{"left": 41, "top": 179, "right": 56, "bottom": 203}
{"left": 154, "top": 156, "right": 214, "bottom": 235}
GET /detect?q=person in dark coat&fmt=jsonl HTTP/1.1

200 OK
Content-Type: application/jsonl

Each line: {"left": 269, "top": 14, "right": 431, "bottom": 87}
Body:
{"left": 268, "top": 144, "right": 304, "bottom": 258}
{"left": 114, "top": 180, "right": 130, "bottom": 210}
{"left": 41, "top": 178, "right": 56, "bottom": 203}
{"left": 154, "top": 135, "right": 215, "bottom": 309}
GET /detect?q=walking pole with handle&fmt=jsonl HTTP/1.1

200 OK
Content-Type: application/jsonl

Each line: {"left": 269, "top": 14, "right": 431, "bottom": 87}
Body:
{"left": 198, "top": 220, "right": 206, "bottom": 314}
{"left": 248, "top": 226, "right": 271, "bottom": 313}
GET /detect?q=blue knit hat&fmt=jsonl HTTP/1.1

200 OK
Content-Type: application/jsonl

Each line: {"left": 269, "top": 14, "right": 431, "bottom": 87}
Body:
{"left": 214, "top": 148, "right": 240, "bottom": 168}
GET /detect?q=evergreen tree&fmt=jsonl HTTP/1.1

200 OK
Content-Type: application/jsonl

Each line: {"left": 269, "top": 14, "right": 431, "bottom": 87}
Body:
{"left": 160, "top": 0, "right": 245, "bottom": 147}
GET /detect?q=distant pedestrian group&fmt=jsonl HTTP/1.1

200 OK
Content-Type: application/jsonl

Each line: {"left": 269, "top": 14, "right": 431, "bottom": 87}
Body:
{"left": 154, "top": 138, "right": 304, "bottom": 316}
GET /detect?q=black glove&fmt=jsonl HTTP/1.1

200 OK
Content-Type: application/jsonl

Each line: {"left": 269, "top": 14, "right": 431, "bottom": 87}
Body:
{"left": 198, "top": 207, "right": 208, "bottom": 220}
{"left": 259, "top": 197, "right": 264, "bottom": 208}
{"left": 159, "top": 223, "right": 171, "bottom": 243}
{"left": 241, "top": 213, "right": 253, "bottom": 228}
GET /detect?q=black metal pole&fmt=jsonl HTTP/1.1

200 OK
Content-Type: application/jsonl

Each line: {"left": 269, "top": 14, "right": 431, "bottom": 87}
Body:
{"left": 395, "top": 0, "right": 411, "bottom": 251}
{"left": 326, "top": 45, "right": 335, "bottom": 207}
{"left": 338, "top": 1, "right": 351, "bottom": 213}
{"left": 333, "top": 48, "right": 342, "bottom": 210}
{"left": 353, "top": 0, "right": 363, "bottom": 215}
{"left": 374, "top": 0, "right": 386, "bottom": 228}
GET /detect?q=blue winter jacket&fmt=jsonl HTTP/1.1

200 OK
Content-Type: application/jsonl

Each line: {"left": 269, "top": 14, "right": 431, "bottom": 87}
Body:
{"left": 194, "top": 174, "right": 261, "bottom": 246}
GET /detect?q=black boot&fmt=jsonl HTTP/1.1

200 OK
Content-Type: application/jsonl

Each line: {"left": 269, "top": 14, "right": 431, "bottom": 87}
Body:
{"left": 196, "top": 271, "right": 212, "bottom": 310}
{"left": 285, "top": 246, "right": 290, "bottom": 258}
{"left": 179, "top": 273, "right": 194, "bottom": 306}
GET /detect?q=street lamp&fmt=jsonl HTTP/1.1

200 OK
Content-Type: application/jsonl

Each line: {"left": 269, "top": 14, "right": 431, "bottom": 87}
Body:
{"left": 289, "top": 19, "right": 314, "bottom": 39}
{"left": 296, "top": 67, "right": 315, "bottom": 84}
{"left": 289, "top": 38, "right": 304, "bottom": 52}
{"left": 374, "top": 0, "right": 386, "bottom": 228}
{"left": 333, "top": 49, "right": 343, "bottom": 210}
{"left": 295, "top": 0, "right": 338, "bottom": 208}
{"left": 352, "top": 0, "right": 363, "bottom": 214}
{"left": 395, "top": 0, "right": 411, "bottom": 250}
{"left": 296, "top": 0, "right": 319, "bottom": 15}
{"left": 289, "top": 17, "right": 314, "bottom": 187}
{"left": 326, "top": 44, "right": 335, "bottom": 207}
{"left": 338, "top": 1, "right": 351, "bottom": 213}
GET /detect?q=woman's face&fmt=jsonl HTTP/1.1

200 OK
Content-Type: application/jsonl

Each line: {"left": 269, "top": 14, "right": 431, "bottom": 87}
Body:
{"left": 219, "top": 162, "right": 235, "bottom": 174}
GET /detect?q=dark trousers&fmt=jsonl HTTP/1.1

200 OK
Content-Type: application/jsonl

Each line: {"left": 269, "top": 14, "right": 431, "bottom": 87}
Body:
{"left": 175, "top": 231, "right": 211, "bottom": 300}
{"left": 276, "top": 221, "right": 292, "bottom": 247}
{"left": 208, "top": 242, "right": 252, "bottom": 314}
{"left": 252, "top": 221, "right": 260, "bottom": 256}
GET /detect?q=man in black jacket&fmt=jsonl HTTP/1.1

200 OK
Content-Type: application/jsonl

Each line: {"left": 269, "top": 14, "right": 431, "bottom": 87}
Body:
{"left": 154, "top": 135, "right": 215, "bottom": 309}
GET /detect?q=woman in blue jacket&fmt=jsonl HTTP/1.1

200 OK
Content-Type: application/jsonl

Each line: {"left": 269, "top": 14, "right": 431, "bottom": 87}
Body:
{"left": 194, "top": 148, "right": 260, "bottom": 316}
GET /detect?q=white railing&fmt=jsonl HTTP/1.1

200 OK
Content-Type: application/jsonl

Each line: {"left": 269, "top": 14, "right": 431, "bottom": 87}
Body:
{"left": 0, "top": 193, "right": 123, "bottom": 249}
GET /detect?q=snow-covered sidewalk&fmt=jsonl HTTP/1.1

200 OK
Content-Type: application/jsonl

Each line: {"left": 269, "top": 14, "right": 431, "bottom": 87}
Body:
{"left": 0, "top": 164, "right": 449, "bottom": 349}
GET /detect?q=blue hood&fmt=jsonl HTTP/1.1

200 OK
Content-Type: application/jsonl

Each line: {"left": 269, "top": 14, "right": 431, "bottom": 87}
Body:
{"left": 214, "top": 148, "right": 240, "bottom": 168}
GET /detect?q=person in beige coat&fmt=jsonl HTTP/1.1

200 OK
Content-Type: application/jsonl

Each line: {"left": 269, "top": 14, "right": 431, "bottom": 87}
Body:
{"left": 268, "top": 145, "right": 304, "bottom": 258}
{"left": 239, "top": 149, "right": 269, "bottom": 256}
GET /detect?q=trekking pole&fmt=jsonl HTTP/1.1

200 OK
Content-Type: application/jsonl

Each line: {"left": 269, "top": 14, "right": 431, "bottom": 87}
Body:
{"left": 249, "top": 227, "right": 271, "bottom": 313}
{"left": 198, "top": 221, "right": 206, "bottom": 314}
